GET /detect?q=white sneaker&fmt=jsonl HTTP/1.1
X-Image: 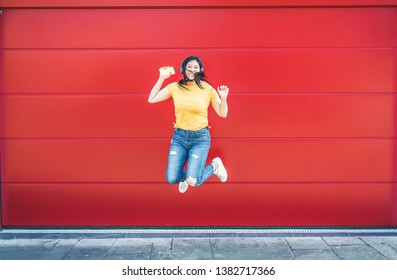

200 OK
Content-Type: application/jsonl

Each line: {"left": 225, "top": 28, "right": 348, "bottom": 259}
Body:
{"left": 178, "top": 180, "right": 188, "bottom": 193}
{"left": 212, "top": 157, "right": 227, "bottom": 182}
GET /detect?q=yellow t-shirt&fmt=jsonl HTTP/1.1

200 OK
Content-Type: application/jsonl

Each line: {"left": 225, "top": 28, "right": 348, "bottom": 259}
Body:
{"left": 167, "top": 81, "right": 217, "bottom": 131}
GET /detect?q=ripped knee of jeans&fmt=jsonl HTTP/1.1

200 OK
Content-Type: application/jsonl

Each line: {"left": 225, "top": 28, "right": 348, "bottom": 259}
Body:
{"left": 186, "top": 177, "right": 197, "bottom": 187}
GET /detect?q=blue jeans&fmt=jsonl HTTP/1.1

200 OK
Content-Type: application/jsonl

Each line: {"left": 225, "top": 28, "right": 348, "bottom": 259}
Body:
{"left": 166, "top": 127, "right": 214, "bottom": 187}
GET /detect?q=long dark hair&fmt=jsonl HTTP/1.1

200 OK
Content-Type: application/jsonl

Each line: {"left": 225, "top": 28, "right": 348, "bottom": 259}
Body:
{"left": 177, "top": 56, "right": 211, "bottom": 90}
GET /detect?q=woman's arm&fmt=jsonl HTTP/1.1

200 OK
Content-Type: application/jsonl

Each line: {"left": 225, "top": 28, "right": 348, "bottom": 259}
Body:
{"left": 211, "top": 85, "right": 229, "bottom": 118}
{"left": 148, "top": 67, "right": 173, "bottom": 103}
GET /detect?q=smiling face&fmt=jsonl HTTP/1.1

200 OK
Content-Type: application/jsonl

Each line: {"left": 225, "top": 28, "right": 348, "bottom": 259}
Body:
{"left": 185, "top": 60, "right": 201, "bottom": 81}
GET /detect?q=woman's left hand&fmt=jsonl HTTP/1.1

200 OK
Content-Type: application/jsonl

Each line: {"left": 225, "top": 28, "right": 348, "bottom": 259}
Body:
{"left": 217, "top": 85, "right": 229, "bottom": 99}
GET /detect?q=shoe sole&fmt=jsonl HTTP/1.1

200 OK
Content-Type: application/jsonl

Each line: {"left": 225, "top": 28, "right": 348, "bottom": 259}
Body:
{"left": 179, "top": 182, "right": 188, "bottom": 193}
{"left": 214, "top": 157, "right": 227, "bottom": 182}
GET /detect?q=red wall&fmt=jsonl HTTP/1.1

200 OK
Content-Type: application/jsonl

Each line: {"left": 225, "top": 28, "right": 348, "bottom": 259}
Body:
{"left": 1, "top": 1, "right": 396, "bottom": 226}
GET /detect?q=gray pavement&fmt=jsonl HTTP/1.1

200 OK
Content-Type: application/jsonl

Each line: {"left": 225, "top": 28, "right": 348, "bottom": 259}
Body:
{"left": 1, "top": 229, "right": 397, "bottom": 260}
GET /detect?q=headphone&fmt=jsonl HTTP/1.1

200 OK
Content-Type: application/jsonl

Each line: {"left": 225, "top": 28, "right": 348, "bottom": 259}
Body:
{"left": 180, "top": 56, "right": 204, "bottom": 74}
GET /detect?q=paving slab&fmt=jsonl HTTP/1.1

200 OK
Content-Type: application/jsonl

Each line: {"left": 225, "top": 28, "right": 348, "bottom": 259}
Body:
{"left": 0, "top": 239, "right": 59, "bottom": 260}
{"left": 150, "top": 238, "right": 173, "bottom": 260}
{"left": 210, "top": 238, "right": 273, "bottom": 260}
{"left": 285, "top": 237, "right": 329, "bottom": 250}
{"left": 364, "top": 243, "right": 397, "bottom": 260}
{"left": 330, "top": 244, "right": 387, "bottom": 260}
{"left": 171, "top": 238, "right": 212, "bottom": 260}
{"left": 361, "top": 236, "right": 397, "bottom": 248}
{"left": 104, "top": 238, "right": 152, "bottom": 260}
{"left": 42, "top": 239, "right": 78, "bottom": 260}
{"left": 266, "top": 237, "right": 295, "bottom": 260}
{"left": 293, "top": 249, "right": 340, "bottom": 260}
{"left": 322, "top": 237, "right": 366, "bottom": 246}
{"left": 63, "top": 238, "right": 116, "bottom": 260}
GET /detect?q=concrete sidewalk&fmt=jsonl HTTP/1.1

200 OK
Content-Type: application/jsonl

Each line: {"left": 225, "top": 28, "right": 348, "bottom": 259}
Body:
{"left": 1, "top": 229, "right": 397, "bottom": 260}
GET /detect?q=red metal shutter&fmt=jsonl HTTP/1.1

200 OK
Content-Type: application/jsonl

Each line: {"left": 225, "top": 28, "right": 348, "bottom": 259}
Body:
{"left": 1, "top": 1, "right": 396, "bottom": 226}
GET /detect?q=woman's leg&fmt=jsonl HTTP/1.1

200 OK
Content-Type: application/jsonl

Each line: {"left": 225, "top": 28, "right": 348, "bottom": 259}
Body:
{"left": 184, "top": 136, "right": 213, "bottom": 187}
{"left": 165, "top": 131, "right": 188, "bottom": 184}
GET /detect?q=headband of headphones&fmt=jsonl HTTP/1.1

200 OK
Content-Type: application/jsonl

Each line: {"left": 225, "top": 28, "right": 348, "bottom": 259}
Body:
{"left": 180, "top": 56, "right": 204, "bottom": 74}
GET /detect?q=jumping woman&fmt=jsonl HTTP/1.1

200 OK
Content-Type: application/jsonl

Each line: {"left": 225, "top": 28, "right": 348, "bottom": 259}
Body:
{"left": 148, "top": 56, "right": 229, "bottom": 193}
